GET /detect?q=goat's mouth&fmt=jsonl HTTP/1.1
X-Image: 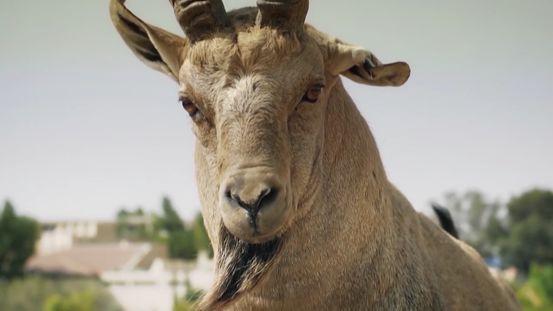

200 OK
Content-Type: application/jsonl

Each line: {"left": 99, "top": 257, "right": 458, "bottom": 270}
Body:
{"left": 199, "top": 226, "right": 284, "bottom": 310}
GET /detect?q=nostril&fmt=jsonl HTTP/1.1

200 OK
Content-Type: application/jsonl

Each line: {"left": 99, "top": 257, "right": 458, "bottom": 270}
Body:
{"left": 224, "top": 190, "right": 233, "bottom": 200}
{"left": 224, "top": 188, "right": 248, "bottom": 210}
{"left": 257, "top": 187, "right": 278, "bottom": 209}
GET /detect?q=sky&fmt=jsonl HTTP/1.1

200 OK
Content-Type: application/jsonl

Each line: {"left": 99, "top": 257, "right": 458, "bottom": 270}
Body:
{"left": 1, "top": 0, "right": 552, "bottom": 221}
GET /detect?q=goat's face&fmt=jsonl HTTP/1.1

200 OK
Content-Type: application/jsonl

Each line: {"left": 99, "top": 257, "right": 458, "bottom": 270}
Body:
{"left": 111, "top": 0, "right": 410, "bottom": 244}
{"left": 180, "top": 30, "right": 327, "bottom": 243}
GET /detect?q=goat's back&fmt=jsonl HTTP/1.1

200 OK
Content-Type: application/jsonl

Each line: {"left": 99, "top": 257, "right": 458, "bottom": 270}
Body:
{"left": 416, "top": 212, "right": 519, "bottom": 310}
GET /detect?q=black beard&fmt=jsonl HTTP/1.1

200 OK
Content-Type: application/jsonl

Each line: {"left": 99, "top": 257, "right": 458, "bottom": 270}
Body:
{"left": 198, "top": 225, "right": 283, "bottom": 310}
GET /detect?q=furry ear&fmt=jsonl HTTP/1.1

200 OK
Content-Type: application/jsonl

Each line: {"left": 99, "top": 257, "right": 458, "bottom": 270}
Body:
{"left": 110, "top": 0, "right": 187, "bottom": 81}
{"left": 327, "top": 42, "right": 410, "bottom": 87}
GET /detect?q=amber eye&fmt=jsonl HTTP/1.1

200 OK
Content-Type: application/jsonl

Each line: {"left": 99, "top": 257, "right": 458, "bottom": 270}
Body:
{"left": 179, "top": 97, "right": 199, "bottom": 118}
{"left": 303, "top": 84, "right": 324, "bottom": 103}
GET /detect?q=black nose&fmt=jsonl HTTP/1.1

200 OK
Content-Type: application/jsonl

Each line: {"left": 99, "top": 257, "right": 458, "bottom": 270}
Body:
{"left": 226, "top": 187, "right": 278, "bottom": 218}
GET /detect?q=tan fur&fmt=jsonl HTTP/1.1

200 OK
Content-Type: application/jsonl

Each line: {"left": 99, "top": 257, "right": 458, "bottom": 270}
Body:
{"left": 110, "top": 2, "right": 520, "bottom": 310}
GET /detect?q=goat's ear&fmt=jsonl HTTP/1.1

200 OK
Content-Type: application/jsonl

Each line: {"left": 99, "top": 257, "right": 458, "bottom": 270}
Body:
{"left": 110, "top": 0, "right": 187, "bottom": 81}
{"left": 327, "top": 42, "right": 410, "bottom": 87}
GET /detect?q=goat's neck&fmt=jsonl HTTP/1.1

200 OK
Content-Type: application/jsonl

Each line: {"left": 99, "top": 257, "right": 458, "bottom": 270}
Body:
{"left": 316, "top": 77, "right": 392, "bottom": 249}
{"left": 249, "top": 79, "right": 399, "bottom": 305}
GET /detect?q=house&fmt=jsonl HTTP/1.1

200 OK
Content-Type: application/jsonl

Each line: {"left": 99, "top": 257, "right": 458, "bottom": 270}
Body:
{"left": 27, "top": 220, "right": 214, "bottom": 311}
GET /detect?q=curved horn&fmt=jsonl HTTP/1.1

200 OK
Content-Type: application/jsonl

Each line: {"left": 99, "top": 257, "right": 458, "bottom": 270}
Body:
{"left": 256, "top": 0, "right": 309, "bottom": 33}
{"left": 170, "top": 0, "right": 230, "bottom": 42}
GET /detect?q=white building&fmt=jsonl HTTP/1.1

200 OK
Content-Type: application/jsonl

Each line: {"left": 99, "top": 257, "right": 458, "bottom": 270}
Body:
{"left": 101, "top": 252, "right": 214, "bottom": 311}
{"left": 37, "top": 220, "right": 100, "bottom": 255}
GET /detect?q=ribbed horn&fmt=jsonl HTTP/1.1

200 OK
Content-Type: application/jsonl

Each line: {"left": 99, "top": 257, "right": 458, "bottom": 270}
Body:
{"left": 170, "top": 0, "right": 230, "bottom": 42}
{"left": 256, "top": 0, "right": 309, "bottom": 33}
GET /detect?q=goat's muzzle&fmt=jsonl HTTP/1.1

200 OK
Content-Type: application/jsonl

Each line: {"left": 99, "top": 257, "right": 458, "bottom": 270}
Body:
{"left": 219, "top": 166, "right": 290, "bottom": 244}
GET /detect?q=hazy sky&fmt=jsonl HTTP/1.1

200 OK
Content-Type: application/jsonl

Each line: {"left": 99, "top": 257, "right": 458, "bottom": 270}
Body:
{"left": 1, "top": 0, "right": 552, "bottom": 221}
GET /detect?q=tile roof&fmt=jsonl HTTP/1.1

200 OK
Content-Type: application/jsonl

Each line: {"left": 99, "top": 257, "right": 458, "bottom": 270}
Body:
{"left": 27, "top": 242, "right": 150, "bottom": 276}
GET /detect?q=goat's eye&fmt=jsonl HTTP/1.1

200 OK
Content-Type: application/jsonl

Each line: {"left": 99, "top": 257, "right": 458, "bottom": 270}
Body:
{"left": 179, "top": 97, "right": 200, "bottom": 118}
{"left": 302, "top": 84, "right": 324, "bottom": 103}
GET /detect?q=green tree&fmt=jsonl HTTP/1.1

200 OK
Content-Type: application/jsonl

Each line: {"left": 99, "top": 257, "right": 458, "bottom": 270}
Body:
{"left": 501, "top": 189, "right": 553, "bottom": 273}
{"left": 0, "top": 200, "right": 40, "bottom": 279}
{"left": 116, "top": 207, "right": 151, "bottom": 241}
{"left": 439, "top": 191, "right": 506, "bottom": 258}
{"left": 169, "top": 229, "right": 198, "bottom": 260}
{"left": 154, "top": 197, "right": 199, "bottom": 260}
{"left": 159, "top": 197, "right": 185, "bottom": 233}
{"left": 192, "top": 213, "right": 213, "bottom": 258}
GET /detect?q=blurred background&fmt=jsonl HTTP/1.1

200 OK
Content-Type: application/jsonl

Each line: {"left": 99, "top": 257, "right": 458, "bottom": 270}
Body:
{"left": 0, "top": 0, "right": 551, "bottom": 310}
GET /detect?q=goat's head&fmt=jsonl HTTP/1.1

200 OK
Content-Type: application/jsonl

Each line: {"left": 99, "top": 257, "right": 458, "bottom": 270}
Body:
{"left": 111, "top": 0, "right": 410, "bottom": 306}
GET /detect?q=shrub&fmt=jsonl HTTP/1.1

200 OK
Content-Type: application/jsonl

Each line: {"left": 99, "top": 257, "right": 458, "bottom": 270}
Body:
{"left": 0, "top": 276, "right": 121, "bottom": 311}
{"left": 516, "top": 265, "right": 553, "bottom": 311}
